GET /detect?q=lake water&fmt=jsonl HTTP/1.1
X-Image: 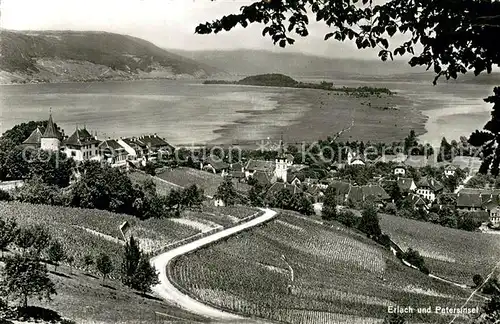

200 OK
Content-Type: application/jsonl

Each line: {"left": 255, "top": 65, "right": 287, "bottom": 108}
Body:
{"left": 0, "top": 78, "right": 495, "bottom": 147}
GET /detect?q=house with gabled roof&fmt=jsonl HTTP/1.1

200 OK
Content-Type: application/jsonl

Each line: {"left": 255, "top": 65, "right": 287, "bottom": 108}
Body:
{"left": 444, "top": 164, "right": 457, "bottom": 177}
{"left": 416, "top": 177, "right": 443, "bottom": 202}
{"left": 397, "top": 177, "right": 417, "bottom": 194}
{"left": 265, "top": 182, "right": 303, "bottom": 201}
{"left": 135, "top": 134, "right": 174, "bottom": 159}
{"left": 98, "top": 139, "right": 128, "bottom": 167}
{"left": 200, "top": 156, "right": 229, "bottom": 176}
{"left": 63, "top": 126, "right": 101, "bottom": 162}
{"left": 404, "top": 193, "right": 428, "bottom": 211}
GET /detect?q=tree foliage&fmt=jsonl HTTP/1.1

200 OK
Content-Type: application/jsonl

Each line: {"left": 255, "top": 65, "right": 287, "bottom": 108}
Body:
{"left": 322, "top": 186, "right": 337, "bottom": 221}
{"left": 357, "top": 204, "right": 382, "bottom": 239}
{"left": 47, "top": 240, "right": 65, "bottom": 272}
{"left": 0, "top": 218, "right": 18, "bottom": 257}
{"left": 1, "top": 254, "right": 56, "bottom": 308}
{"left": 121, "top": 236, "right": 141, "bottom": 287}
{"left": 96, "top": 253, "right": 113, "bottom": 281}
{"left": 215, "top": 176, "right": 238, "bottom": 206}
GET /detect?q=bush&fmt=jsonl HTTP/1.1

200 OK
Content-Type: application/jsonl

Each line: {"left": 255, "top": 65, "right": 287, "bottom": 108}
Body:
{"left": 377, "top": 234, "right": 392, "bottom": 248}
{"left": 0, "top": 189, "right": 11, "bottom": 201}
{"left": 384, "top": 202, "right": 397, "bottom": 215}
{"left": 336, "top": 210, "right": 359, "bottom": 228}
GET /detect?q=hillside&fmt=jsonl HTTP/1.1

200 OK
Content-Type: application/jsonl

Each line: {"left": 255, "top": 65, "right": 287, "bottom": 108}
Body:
{"left": 0, "top": 30, "right": 223, "bottom": 84}
{"left": 171, "top": 211, "right": 479, "bottom": 324}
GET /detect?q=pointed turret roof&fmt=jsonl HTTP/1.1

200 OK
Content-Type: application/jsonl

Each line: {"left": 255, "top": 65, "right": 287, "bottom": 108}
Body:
{"left": 41, "top": 114, "right": 60, "bottom": 139}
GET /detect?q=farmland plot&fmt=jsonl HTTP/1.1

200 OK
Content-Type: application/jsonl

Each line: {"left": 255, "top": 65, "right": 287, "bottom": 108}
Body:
{"left": 171, "top": 213, "right": 476, "bottom": 324}
{"left": 379, "top": 213, "right": 500, "bottom": 285}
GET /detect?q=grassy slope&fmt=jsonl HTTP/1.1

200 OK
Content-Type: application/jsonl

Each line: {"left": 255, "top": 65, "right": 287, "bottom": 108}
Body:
{"left": 380, "top": 213, "right": 500, "bottom": 285}
{"left": 0, "top": 30, "right": 221, "bottom": 80}
{"left": 171, "top": 212, "right": 478, "bottom": 324}
{"left": 156, "top": 167, "right": 251, "bottom": 198}
{"left": 25, "top": 264, "right": 208, "bottom": 324}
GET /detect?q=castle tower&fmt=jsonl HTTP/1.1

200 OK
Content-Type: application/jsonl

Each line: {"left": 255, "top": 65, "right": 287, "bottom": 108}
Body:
{"left": 40, "top": 111, "right": 60, "bottom": 152}
{"left": 274, "top": 135, "right": 288, "bottom": 183}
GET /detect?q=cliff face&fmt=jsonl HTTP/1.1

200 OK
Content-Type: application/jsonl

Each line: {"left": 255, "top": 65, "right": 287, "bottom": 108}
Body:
{"left": 0, "top": 30, "right": 224, "bottom": 84}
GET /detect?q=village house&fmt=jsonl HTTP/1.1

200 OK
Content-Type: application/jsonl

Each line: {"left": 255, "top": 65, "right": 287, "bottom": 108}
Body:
{"left": 444, "top": 164, "right": 457, "bottom": 177}
{"left": 328, "top": 181, "right": 390, "bottom": 207}
{"left": 265, "top": 182, "right": 303, "bottom": 201}
{"left": 416, "top": 177, "right": 443, "bottom": 202}
{"left": 200, "top": 156, "right": 229, "bottom": 176}
{"left": 131, "top": 134, "right": 174, "bottom": 160}
{"left": 98, "top": 139, "right": 129, "bottom": 167}
{"left": 63, "top": 126, "right": 101, "bottom": 162}
{"left": 347, "top": 151, "right": 365, "bottom": 166}
{"left": 228, "top": 162, "right": 245, "bottom": 181}
{"left": 393, "top": 164, "right": 407, "bottom": 176}
{"left": 456, "top": 188, "right": 500, "bottom": 224}
{"left": 118, "top": 138, "right": 148, "bottom": 162}
{"left": 404, "top": 193, "right": 428, "bottom": 211}
{"left": 397, "top": 177, "right": 417, "bottom": 195}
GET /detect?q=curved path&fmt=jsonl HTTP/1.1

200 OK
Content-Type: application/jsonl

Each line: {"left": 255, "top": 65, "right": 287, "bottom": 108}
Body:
{"left": 150, "top": 208, "right": 277, "bottom": 323}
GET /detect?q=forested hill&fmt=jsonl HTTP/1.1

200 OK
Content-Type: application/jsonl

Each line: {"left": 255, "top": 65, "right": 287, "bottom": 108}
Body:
{"left": 0, "top": 30, "right": 224, "bottom": 84}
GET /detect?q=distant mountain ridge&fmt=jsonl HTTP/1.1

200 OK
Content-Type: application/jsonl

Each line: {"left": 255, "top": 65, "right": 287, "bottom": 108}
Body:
{"left": 0, "top": 30, "right": 224, "bottom": 84}
{"left": 171, "top": 49, "right": 500, "bottom": 84}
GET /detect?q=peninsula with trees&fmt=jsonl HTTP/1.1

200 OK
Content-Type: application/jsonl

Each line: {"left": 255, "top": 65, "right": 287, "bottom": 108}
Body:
{"left": 203, "top": 73, "right": 393, "bottom": 96}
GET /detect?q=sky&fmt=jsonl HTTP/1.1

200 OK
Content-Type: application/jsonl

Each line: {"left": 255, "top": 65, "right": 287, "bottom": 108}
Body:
{"left": 0, "top": 0, "right": 401, "bottom": 59}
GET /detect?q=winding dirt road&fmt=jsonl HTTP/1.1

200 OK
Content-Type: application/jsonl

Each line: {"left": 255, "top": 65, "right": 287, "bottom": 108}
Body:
{"left": 150, "top": 208, "right": 277, "bottom": 323}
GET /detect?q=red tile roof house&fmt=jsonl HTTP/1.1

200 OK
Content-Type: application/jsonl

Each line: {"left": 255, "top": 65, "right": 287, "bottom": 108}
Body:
{"left": 63, "top": 127, "right": 101, "bottom": 162}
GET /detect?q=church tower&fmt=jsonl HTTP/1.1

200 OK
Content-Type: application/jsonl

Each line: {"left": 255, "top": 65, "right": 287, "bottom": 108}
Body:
{"left": 274, "top": 135, "right": 288, "bottom": 183}
{"left": 40, "top": 110, "right": 60, "bottom": 152}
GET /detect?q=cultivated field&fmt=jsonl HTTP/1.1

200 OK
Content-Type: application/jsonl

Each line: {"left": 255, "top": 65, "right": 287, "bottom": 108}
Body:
{"left": 171, "top": 212, "right": 478, "bottom": 324}
{"left": 379, "top": 213, "right": 500, "bottom": 285}
{"left": 156, "top": 167, "right": 251, "bottom": 197}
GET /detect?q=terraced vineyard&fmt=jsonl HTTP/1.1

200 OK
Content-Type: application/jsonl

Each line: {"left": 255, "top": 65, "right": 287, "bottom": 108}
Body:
{"left": 379, "top": 213, "right": 500, "bottom": 285}
{"left": 171, "top": 213, "right": 479, "bottom": 324}
{"left": 0, "top": 202, "right": 199, "bottom": 270}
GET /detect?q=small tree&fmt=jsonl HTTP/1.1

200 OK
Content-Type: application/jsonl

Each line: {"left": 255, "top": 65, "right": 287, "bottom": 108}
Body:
{"left": 144, "top": 162, "right": 156, "bottom": 176}
{"left": 96, "top": 254, "right": 113, "bottom": 282}
{"left": 121, "top": 236, "right": 141, "bottom": 287}
{"left": 473, "top": 274, "right": 485, "bottom": 288}
{"left": 214, "top": 176, "right": 238, "bottom": 206}
{"left": 358, "top": 204, "right": 382, "bottom": 239}
{"left": 14, "top": 227, "right": 36, "bottom": 255}
{"left": 322, "top": 186, "right": 337, "bottom": 221}
{"left": 2, "top": 254, "right": 56, "bottom": 308}
{"left": 131, "top": 256, "right": 160, "bottom": 296}
{"left": 83, "top": 254, "right": 94, "bottom": 271}
{"left": 0, "top": 218, "right": 18, "bottom": 258}
{"left": 47, "top": 240, "right": 65, "bottom": 272}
